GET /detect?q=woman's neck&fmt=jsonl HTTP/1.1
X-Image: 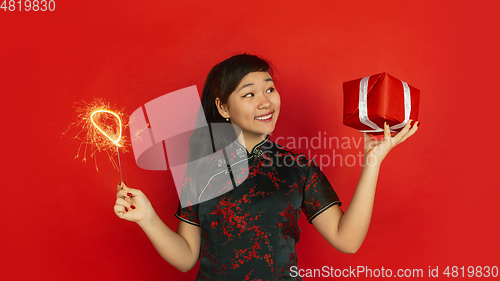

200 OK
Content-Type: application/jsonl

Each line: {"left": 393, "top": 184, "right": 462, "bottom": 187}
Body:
{"left": 238, "top": 132, "right": 267, "bottom": 154}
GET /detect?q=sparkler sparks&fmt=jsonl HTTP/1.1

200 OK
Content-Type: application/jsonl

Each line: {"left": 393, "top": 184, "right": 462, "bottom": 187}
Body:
{"left": 90, "top": 109, "right": 123, "bottom": 147}
{"left": 64, "top": 98, "right": 128, "bottom": 172}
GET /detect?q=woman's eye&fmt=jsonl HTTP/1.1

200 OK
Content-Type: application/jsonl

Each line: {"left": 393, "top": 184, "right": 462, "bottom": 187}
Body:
{"left": 266, "top": 88, "right": 275, "bottom": 93}
{"left": 243, "top": 93, "right": 254, "bottom": 98}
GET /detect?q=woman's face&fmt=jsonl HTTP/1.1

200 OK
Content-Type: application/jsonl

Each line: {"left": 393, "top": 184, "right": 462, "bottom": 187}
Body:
{"left": 224, "top": 71, "right": 281, "bottom": 143}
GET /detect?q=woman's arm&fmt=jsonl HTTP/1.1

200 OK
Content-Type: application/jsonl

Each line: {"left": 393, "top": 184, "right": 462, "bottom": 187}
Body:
{"left": 312, "top": 164, "right": 379, "bottom": 254}
{"left": 138, "top": 213, "right": 201, "bottom": 272}
{"left": 312, "top": 120, "right": 419, "bottom": 254}
{"left": 114, "top": 183, "right": 201, "bottom": 272}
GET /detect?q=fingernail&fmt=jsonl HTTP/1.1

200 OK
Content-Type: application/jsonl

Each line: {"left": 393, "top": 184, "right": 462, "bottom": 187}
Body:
{"left": 130, "top": 205, "right": 136, "bottom": 210}
{"left": 124, "top": 207, "right": 128, "bottom": 212}
{"left": 127, "top": 193, "right": 132, "bottom": 197}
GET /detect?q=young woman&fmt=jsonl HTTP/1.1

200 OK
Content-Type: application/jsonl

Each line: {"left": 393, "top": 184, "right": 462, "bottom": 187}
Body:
{"left": 114, "top": 54, "right": 419, "bottom": 280}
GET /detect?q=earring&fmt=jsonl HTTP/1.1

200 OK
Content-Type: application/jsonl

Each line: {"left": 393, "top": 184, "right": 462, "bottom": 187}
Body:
{"left": 226, "top": 118, "right": 229, "bottom": 122}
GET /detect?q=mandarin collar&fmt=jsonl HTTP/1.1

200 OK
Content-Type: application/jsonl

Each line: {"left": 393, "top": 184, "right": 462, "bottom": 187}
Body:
{"left": 234, "top": 134, "right": 270, "bottom": 159}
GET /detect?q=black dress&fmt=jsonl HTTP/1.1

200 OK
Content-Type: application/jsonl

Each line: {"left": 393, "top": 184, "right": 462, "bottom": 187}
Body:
{"left": 175, "top": 135, "right": 341, "bottom": 280}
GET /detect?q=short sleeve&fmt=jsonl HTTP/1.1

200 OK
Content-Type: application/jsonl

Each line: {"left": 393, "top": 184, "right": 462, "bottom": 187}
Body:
{"left": 175, "top": 201, "right": 201, "bottom": 227}
{"left": 174, "top": 162, "right": 202, "bottom": 227}
{"left": 301, "top": 160, "right": 341, "bottom": 223}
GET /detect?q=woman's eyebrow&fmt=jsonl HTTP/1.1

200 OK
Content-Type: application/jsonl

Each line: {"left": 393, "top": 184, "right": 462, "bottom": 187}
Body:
{"left": 237, "top": 78, "right": 274, "bottom": 93}
{"left": 238, "top": 83, "right": 254, "bottom": 92}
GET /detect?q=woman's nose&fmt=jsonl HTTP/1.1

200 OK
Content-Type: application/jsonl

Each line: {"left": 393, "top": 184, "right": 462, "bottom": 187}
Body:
{"left": 257, "top": 93, "right": 271, "bottom": 109}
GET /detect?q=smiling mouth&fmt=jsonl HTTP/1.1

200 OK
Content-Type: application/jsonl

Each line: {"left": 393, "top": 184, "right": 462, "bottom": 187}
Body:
{"left": 254, "top": 112, "right": 273, "bottom": 121}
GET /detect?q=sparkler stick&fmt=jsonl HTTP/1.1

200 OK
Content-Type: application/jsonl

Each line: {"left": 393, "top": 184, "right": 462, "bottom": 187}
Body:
{"left": 116, "top": 146, "right": 123, "bottom": 182}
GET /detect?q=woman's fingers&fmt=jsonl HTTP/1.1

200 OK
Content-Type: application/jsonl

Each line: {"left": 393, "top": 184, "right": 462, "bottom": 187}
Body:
{"left": 116, "top": 188, "right": 144, "bottom": 210}
{"left": 116, "top": 184, "right": 135, "bottom": 207}
{"left": 116, "top": 186, "right": 142, "bottom": 199}
{"left": 114, "top": 183, "right": 151, "bottom": 222}
{"left": 115, "top": 197, "right": 132, "bottom": 208}
{"left": 384, "top": 121, "right": 392, "bottom": 142}
{"left": 114, "top": 198, "right": 130, "bottom": 218}
{"left": 114, "top": 204, "right": 128, "bottom": 217}
{"left": 391, "top": 120, "right": 413, "bottom": 145}
{"left": 114, "top": 197, "right": 136, "bottom": 217}
{"left": 363, "top": 132, "right": 372, "bottom": 143}
{"left": 363, "top": 133, "right": 373, "bottom": 150}
{"left": 399, "top": 121, "right": 419, "bottom": 143}
{"left": 117, "top": 188, "right": 130, "bottom": 199}
{"left": 364, "top": 132, "right": 386, "bottom": 153}
{"left": 368, "top": 140, "right": 381, "bottom": 150}
{"left": 117, "top": 181, "right": 128, "bottom": 191}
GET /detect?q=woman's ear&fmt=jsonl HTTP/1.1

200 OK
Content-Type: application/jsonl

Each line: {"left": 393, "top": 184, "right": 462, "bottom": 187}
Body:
{"left": 215, "top": 97, "right": 229, "bottom": 119}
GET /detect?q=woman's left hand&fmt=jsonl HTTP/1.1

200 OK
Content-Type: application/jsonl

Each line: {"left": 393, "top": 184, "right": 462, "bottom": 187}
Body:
{"left": 363, "top": 120, "right": 419, "bottom": 167}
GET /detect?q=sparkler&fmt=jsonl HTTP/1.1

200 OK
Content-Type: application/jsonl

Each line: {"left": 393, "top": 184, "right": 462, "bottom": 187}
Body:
{"left": 65, "top": 98, "right": 128, "bottom": 180}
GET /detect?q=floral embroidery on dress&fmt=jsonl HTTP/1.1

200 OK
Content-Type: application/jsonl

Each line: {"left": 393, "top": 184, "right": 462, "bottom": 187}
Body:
{"left": 175, "top": 135, "right": 341, "bottom": 280}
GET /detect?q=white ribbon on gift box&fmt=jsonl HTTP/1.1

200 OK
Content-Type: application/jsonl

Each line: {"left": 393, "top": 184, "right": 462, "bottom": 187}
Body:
{"left": 358, "top": 75, "right": 411, "bottom": 133}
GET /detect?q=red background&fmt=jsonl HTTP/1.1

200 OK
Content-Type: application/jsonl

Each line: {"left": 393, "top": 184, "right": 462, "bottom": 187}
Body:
{"left": 2, "top": 0, "right": 499, "bottom": 280}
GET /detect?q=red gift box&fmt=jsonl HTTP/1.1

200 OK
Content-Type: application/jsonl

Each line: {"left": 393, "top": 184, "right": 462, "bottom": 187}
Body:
{"left": 343, "top": 72, "right": 420, "bottom": 134}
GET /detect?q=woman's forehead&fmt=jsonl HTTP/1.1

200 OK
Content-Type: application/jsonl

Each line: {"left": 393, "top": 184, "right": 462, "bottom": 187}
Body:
{"left": 241, "top": 71, "right": 272, "bottom": 81}
{"left": 236, "top": 72, "right": 273, "bottom": 89}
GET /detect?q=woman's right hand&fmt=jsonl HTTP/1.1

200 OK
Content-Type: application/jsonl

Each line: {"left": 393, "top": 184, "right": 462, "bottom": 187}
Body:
{"left": 114, "top": 182, "right": 155, "bottom": 224}
{"left": 114, "top": 182, "right": 201, "bottom": 272}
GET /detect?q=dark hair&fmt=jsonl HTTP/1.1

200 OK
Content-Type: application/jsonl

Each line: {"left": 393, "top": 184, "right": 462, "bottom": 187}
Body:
{"left": 201, "top": 53, "right": 273, "bottom": 124}
{"left": 181, "top": 54, "right": 274, "bottom": 205}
